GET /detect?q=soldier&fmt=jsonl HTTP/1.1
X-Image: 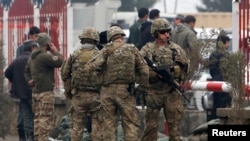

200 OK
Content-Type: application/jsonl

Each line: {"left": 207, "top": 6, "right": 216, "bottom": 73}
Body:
{"left": 60, "top": 27, "right": 103, "bottom": 141}
{"left": 139, "top": 18, "right": 190, "bottom": 141}
{"left": 24, "top": 33, "right": 63, "bottom": 141}
{"left": 83, "top": 26, "right": 149, "bottom": 141}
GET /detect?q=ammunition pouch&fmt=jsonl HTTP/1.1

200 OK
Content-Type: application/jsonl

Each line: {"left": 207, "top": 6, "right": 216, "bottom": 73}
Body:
{"left": 173, "top": 65, "right": 181, "bottom": 79}
{"left": 173, "top": 65, "right": 186, "bottom": 82}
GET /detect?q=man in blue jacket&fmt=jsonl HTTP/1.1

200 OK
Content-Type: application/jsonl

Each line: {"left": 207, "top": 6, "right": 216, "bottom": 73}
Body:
{"left": 208, "top": 34, "right": 232, "bottom": 121}
{"left": 5, "top": 40, "right": 38, "bottom": 141}
{"left": 16, "top": 26, "right": 40, "bottom": 58}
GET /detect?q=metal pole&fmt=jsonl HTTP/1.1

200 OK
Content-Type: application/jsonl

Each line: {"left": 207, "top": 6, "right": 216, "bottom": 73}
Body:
{"left": 164, "top": 0, "right": 167, "bottom": 13}
{"left": 174, "top": 0, "right": 178, "bottom": 14}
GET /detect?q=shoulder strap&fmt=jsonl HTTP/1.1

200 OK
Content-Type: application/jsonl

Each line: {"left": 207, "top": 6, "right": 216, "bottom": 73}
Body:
{"left": 79, "top": 49, "right": 94, "bottom": 63}
{"left": 71, "top": 48, "right": 94, "bottom": 64}
{"left": 107, "top": 42, "right": 125, "bottom": 56}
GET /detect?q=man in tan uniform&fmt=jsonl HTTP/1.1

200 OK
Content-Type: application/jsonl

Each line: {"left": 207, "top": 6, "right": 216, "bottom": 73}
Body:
{"left": 61, "top": 27, "right": 103, "bottom": 141}
{"left": 84, "top": 26, "right": 149, "bottom": 141}
{"left": 140, "top": 18, "right": 190, "bottom": 141}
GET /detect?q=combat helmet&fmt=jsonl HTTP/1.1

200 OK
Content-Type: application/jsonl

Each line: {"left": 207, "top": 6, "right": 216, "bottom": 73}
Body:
{"left": 151, "top": 18, "right": 171, "bottom": 35}
{"left": 107, "top": 26, "right": 126, "bottom": 42}
{"left": 79, "top": 27, "right": 100, "bottom": 42}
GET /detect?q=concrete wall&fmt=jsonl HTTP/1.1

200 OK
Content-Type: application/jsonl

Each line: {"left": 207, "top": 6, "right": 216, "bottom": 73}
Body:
{"left": 183, "top": 12, "right": 232, "bottom": 29}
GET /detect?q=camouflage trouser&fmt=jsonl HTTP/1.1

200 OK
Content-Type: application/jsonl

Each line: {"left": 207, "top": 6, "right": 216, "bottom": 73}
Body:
{"left": 32, "top": 91, "right": 54, "bottom": 141}
{"left": 70, "top": 90, "right": 101, "bottom": 141}
{"left": 140, "top": 87, "right": 184, "bottom": 141}
{"left": 100, "top": 84, "right": 140, "bottom": 141}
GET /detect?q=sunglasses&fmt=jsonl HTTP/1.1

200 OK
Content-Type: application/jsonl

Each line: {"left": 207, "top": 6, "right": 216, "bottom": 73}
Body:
{"left": 158, "top": 29, "right": 171, "bottom": 34}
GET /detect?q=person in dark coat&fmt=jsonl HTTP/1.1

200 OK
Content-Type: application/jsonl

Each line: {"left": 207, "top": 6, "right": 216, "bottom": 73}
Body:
{"left": 97, "top": 23, "right": 121, "bottom": 50}
{"left": 127, "top": 7, "right": 149, "bottom": 47}
{"left": 137, "top": 9, "right": 160, "bottom": 50}
{"left": 5, "top": 40, "right": 38, "bottom": 141}
{"left": 16, "top": 26, "right": 40, "bottom": 58}
{"left": 208, "top": 34, "right": 232, "bottom": 121}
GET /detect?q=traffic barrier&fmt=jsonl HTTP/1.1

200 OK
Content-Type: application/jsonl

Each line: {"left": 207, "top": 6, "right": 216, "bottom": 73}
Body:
{"left": 183, "top": 81, "right": 232, "bottom": 92}
{"left": 183, "top": 81, "right": 250, "bottom": 95}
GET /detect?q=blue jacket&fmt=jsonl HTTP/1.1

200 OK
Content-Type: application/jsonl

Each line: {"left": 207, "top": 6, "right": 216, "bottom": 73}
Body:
{"left": 209, "top": 50, "right": 228, "bottom": 81}
{"left": 5, "top": 51, "right": 32, "bottom": 99}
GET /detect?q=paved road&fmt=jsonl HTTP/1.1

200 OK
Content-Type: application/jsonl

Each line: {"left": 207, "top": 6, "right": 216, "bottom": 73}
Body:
{"left": 0, "top": 135, "right": 18, "bottom": 141}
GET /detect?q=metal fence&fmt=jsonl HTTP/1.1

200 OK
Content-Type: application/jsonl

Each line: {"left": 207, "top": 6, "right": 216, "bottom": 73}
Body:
{"left": 239, "top": 0, "right": 250, "bottom": 98}
{"left": 2, "top": 0, "right": 68, "bottom": 89}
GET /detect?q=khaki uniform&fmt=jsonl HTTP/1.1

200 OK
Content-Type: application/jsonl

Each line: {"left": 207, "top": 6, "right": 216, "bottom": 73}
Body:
{"left": 140, "top": 41, "right": 189, "bottom": 141}
{"left": 32, "top": 91, "right": 54, "bottom": 141}
{"left": 85, "top": 41, "right": 149, "bottom": 141}
{"left": 61, "top": 45, "right": 102, "bottom": 141}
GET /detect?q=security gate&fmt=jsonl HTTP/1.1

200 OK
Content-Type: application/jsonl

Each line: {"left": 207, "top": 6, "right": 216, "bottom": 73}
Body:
{"left": 3, "top": 0, "right": 68, "bottom": 89}
{"left": 239, "top": 0, "right": 250, "bottom": 98}
{"left": 39, "top": 0, "right": 68, "bottom": 89}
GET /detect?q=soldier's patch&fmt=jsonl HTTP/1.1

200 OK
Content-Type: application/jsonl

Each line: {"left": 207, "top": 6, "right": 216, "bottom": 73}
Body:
{"left": 52, "top": 56, "right": 59, "bottom": 61}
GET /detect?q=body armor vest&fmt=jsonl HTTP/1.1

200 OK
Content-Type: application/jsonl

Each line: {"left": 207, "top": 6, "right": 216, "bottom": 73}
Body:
{"left": 71, "top": 47, "right": 102, "bottom": 91}
{"left": 104, "top": 44, "right": 135, "bottom": 84}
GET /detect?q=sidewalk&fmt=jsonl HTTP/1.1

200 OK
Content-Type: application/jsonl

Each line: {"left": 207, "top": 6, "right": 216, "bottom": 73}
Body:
{"left": 0, "top": 135, "right": 18, "bottom": 141}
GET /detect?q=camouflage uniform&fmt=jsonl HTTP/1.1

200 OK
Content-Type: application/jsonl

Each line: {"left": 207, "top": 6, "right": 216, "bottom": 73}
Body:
{"left": 61, "top": 27, "right": 102, "bottom": 141}
{"left": 139, "top": 18, "right": 190, "bottom": 141}
{"left": 84, "top": 26, "right": 149, "bottom": 141}
{"left": 24, "top": 33, "right": 63, "bottom": 141}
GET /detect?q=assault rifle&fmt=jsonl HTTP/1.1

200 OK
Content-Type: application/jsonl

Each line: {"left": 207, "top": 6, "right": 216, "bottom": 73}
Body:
{"left": 144, "top": 56, "right": 189, "bottom": 102}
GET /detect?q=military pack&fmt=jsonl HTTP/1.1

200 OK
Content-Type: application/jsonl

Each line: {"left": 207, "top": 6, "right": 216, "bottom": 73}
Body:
{"left": 103, "top": 43, "right": 136, "bottom": 85}
{"left": 71, "top": 47, "right": 103, "bottom": 91}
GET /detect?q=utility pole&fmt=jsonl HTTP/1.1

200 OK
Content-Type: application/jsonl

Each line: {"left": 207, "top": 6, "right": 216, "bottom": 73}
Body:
{"left": 164, "top": 0, "right": 167, "bottom": 12}
{"left": 174, "top": 0, "right": 178, "bottom": 13}
{"left": 232, "top": 0, "right": 240, "bottom": 52}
